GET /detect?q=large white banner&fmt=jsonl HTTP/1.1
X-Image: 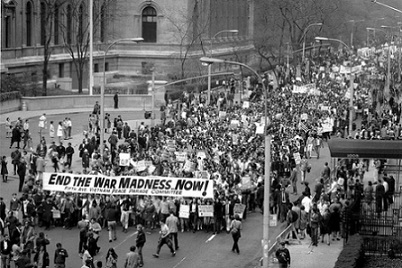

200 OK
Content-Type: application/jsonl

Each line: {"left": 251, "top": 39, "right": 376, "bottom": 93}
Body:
{"left": 42, "top": 172, "right": 214, "bottom": 198}
{"left": 292, "top": 83, "right": 320, "bottom": 95}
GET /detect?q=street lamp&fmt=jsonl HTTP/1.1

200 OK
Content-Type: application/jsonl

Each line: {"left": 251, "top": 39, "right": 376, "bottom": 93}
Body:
{"left": 348, "top": 19, "right": 364, "bottom": 48}
{"left": 200, "top": 56, "right": 271, "bottom": 268}
{"left": 206, "top": 29, "right": 238, "bottom": 106}
{"left": 100, "top": 37, "right": 144, "bottom": 154}
{"left": 302, "top": 22, "right": 323, "bottom": 62}
{"left": 372, "top": 0, "right": 402, "bottom": 14}
{"left": 314, "top": 36, "right": 351, "bottom": 51}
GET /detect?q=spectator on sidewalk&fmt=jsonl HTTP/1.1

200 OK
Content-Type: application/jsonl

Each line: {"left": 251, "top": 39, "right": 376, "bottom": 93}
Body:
{"left": 275, "top": 241, "right": 291, "bottom": 268}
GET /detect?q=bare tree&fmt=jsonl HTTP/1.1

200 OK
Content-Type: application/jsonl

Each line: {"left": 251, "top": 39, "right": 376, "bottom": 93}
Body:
{"left": 165, "top": 0, "right": 209, "bottom": 80}
{"left": 39, "top": 0, "right": 68, "bottom": 95}
{"left": 254, "top": 0, "right": 340, "bottom": 71}
{"left": 58, "top": 0, "right": 116, "bottom": 93}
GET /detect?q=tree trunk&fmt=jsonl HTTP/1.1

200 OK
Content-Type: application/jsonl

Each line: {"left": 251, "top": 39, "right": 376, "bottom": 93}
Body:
{"left": 42, "top": 59, "right": 48, "bottom": 96}
{"left": 77, "top": 65, "right": 83, "bottom": 94}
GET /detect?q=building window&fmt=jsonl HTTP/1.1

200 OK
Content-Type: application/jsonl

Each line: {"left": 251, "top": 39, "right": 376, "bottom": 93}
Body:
{"left": 4, "top": 15, "right": 11, "bottom": 48}
{"left": 94, "top": 64, "right": 99, "bottom": 73}
{"left": 66, "top": 4, "right": 72, "bottom": 44}
{"left": 58, "top": 63, "right": 64, "bottom": 77}
{"left": 54, "top": 4, "right": 59, "bottom": 45}
{"left": 78, "top": 4, "right": 84, "bottom": 42}
{"left": 40, "top": 2, "right": 46, "bottom": 46}
{"left": 105, "top": 62, "right": 109, "bottom": 72}
{"left": 141, "top": 6, "right": 157, "bottom": 43}
{"left": 100, "top": 3, "right": 106, "bottom": 42}
{"left": 26, "top": 1, "right": 33, "bottom": 46}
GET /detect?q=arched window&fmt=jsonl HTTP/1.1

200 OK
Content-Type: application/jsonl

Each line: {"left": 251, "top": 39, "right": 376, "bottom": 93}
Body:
{"left": 142, "top": 6, "right": 157, "bottom": 43}
{"left": 100, "top": 3, "right": 107, "bottom": 42}
{"left": 54, "top": 4, "right": 59, "bottom": 45}
{"left": 3, "top": 1, "right": 16, "bottom": 48}
{"left": 26, "top": 1, "right": 33, "bottom": 46}
{"left": 66, "top": 4, "right": 72, "bottom": 44}
{"left": 40, "top": 2, "right": 46, "bottom": 46}
{"left": 78, "top": 4, "right": 84, "bottom": 42}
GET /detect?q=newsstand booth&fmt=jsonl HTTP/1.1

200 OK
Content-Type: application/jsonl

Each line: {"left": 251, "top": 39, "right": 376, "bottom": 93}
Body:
{"left": 328, "top": 139, "right": 402, "bottom": 188}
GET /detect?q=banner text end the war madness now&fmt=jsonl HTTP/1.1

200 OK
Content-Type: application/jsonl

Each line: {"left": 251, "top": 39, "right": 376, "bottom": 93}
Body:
{"left": 43, "top": 173, "right": 214, "bottom": 198}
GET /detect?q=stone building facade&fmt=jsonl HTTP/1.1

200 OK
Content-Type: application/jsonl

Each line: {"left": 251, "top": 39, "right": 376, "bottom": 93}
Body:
{"left": 1, "top": 0, "right": 255, "bottom": 90}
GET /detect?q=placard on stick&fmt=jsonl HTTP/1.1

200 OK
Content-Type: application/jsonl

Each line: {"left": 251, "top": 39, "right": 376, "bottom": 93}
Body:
{"left": 233, "top": 203, "right": 246, "bottom": 219}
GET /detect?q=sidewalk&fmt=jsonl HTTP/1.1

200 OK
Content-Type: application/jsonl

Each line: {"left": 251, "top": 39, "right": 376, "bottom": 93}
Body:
{"left": 0, "top": 107, "right": 152, "bottom": 125}
{"left": 272, "top": 237, "right": 343, "bottom": 268}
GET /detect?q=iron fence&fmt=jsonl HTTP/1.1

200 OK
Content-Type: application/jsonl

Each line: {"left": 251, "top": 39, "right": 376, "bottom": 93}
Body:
{"left": 359, "top": 191, "right": 402, "bottom": 256}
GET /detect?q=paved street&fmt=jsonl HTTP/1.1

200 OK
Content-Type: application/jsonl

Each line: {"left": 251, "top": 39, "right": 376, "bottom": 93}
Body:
{"left": 0, "top": 109, "right": 333, "bottom": 268}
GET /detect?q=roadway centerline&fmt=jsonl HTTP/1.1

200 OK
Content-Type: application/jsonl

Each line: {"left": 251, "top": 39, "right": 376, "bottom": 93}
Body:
{"left": 205, "top": 234, "right": 216, "bottom": 243}
{"left": 172, "top": 257, "right": 186, "bottom": 268}
{"left": 95, "top": 231, "right": 138, "bottom": 261}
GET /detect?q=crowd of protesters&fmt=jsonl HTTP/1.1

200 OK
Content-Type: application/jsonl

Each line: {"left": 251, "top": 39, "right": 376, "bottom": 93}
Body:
{"left": 1, "top": 42, "right": 402, "bottom": 267}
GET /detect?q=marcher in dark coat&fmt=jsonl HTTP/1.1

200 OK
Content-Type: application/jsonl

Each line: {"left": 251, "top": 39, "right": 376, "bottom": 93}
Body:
{"left": 114, "top": 93, "right": 119, "bottom": 109}
{"left": 10, "top": 126, "right": 21, "bottom": 149}
{"left": 17, "top": 159, "right": 27, "bottom": 192}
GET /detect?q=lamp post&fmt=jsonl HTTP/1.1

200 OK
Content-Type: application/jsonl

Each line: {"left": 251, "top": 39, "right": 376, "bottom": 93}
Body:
{"left": 89, "top": 0, "right": 93, "bottom": 95}
{"left": 207, "top": 29, "right": 238, "bottom": 106}
{"left": 200, "top": 56, "right": 271, "bottom": 268}
{"left": 372, "top": 0, "right": 402, "bottom": 14}
{"left": 315, "top": 37, "right": 354, "bottom": 135}
{"left": 348, "top": 19, "right": 365, "bottom": 48}
{"left": 302, "top": 22, "right": 323, "bottom": 62}
{"left": 100, "top": 37, "right": 143, "bottom": 154}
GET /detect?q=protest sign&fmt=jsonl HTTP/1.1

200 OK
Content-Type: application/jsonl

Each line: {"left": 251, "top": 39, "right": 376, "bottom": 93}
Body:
{"left": 183, "top": 160, "right": 196, "bottom": 172}
{"left": 136, "top": 160, "right": 147, "bottom": 172}
{"left": 42, "top": 172, "right": 214, "bottom": 198}
{"left": 241, "top": 176, "right": 253, "bottom": 190}
{"left": 166, "top": 140, "right": 176, "bottom": 147}
{"left": 119, "top": 153, "right": 130, "bottom": 167}
{"left": 322, "top": 123, "right": 333, "bottom": 133}
{"left": 242, "top": 101, "right": 250, "bottom": 109}
{"left": 233, "top": 204, "right": 246, "bottom": 219}
{"left": 320, "top": 105, "right": 330, "bottom": 111}
{"left": 301, "top": 113, "right": 308, "bottom": 120}
{"left": 232, "top": 134, "right": 238, "bottom": 145}
{"left": 198, "top": 205, "right": 214, "bottom": 217}
{"left": 175, "top": 152, "right": 187, "bottom": 162}
{"left": 293, "top": 152, "right": 301, "bottom": 165}
{"left": 197, "top": 151, "right": 207, "bottom": 159}
{"left": 292, "top": 83, "right": 317, "bottom": 95}
{"left": 179, "top": 204, "right": 190, "bottom": 219}
{"left": 219, "top": 111, "right": 227, "bottom": 119}
{"left": 255, "top": 123, "right": 264, "bottom": 134}
{"left": 230, "top": 120, "right": 240, "bottom": 128}
{"left": 195, "top": 171, "right": 210, "bottom": 180}
{"left": 148, "top": 165, "right": 156, "bottom": 175}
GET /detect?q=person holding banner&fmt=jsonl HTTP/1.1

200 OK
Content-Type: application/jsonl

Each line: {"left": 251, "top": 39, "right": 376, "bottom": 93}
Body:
{"left": 229, "top": 214, "right": 242, "bottom": 254}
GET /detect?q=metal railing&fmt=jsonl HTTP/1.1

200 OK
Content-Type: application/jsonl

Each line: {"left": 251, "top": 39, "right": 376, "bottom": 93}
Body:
{"left": 358, "top": 191, "right": 402, "bottom": 256}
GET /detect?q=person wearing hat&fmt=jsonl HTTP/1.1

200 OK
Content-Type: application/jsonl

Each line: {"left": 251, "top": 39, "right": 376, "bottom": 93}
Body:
{"left": 275, "top": 241, "right": 291, "bottom": 268}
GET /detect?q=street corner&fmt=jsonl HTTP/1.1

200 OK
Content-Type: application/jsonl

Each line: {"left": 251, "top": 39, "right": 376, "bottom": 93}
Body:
{"left": 285, "top": 238, "right": 344, "bottom": 268}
